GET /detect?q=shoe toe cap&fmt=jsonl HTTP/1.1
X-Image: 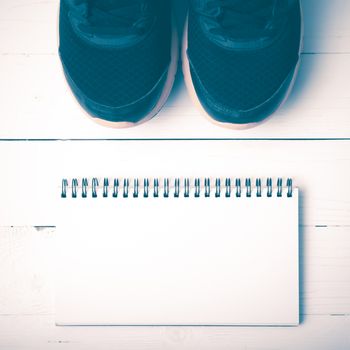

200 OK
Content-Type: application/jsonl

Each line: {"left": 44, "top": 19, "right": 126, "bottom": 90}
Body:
{"left": 190, "top": 64, "right": 298, "bottom": 126}
{"left": 61, "top": 62, "right": 169, "bottom": 123}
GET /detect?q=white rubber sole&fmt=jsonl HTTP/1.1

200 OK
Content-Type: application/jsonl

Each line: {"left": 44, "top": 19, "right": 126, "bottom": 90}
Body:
{"left": 57, "top": 5, "right": 179, "bottom": 129}
{"left": 182, "top": 6, "right": 304, "bottom": 130}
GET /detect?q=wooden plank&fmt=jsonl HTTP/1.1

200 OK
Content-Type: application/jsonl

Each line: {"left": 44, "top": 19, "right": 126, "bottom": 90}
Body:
{"left": 0, "top": 314, "right": 349, "bottom": 350}
{"left": 0, "top": 1, "right": 349, "bottom": 345}
{"left": 0, "top": 53, "right": 350, "bottom": 139}
{"left": 0, "top": 227, "right": 53, "bottom": 317}
{"left": 1, "top": 0, "right": 350, "bottom": 55}
{"left": 1, "top": 1, "right": 350, "bottom": 139}
{"left": 302, "top": 0, "right": 350, "bottom": 53}
{"left": 1, "top": 225, "right": 349, "bottom": 317}
{"left": 1, "top": 140, "right": 350, "bottom": 226}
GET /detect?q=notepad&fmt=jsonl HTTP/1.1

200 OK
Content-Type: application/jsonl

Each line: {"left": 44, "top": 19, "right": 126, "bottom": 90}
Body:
{"left": 55, "top": 177, "right": 299, "bottom": 326}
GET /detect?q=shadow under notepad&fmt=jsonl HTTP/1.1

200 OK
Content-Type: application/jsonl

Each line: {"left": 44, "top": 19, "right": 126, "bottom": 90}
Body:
{"left": 298, "top": 190, "right": 305, "bottom": 324}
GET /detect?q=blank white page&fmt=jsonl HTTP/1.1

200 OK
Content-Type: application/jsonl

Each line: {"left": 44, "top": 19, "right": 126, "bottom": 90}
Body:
{"left": 55, "top": 186, "right": 299, "bottom": 326}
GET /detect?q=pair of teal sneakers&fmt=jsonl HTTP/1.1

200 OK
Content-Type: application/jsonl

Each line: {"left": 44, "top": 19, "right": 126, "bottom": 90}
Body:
{"left": 59, "top": 0, "right": 303, "bottom": 129}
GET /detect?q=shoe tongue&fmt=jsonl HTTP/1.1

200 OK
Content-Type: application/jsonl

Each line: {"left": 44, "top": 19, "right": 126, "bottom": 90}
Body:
{"left": 222, "top": 0, "right": 274, "bottom": 12}
{"left": 221, "top": 0, "right": 277, "bottom": 37}
{"left": 68, "top": 0, "right": 154, "bottom": 47}
{"left": 195, "top": 0, "right": 290, "bottom": 49}
{"left": 89, "top": 0, "right": 145, "bottom": 19}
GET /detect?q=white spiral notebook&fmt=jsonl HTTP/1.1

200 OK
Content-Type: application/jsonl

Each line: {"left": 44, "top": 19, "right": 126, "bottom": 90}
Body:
{"left": 56, "top": 177, "right": 299, "bottom": 326}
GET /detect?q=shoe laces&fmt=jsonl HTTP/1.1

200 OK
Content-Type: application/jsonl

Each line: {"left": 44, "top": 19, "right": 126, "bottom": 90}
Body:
{"left": 71, "top": 0, "right": 153, "bottom": 37}
{"left": 196, "top": 0, "right": 290, "bottom": 39}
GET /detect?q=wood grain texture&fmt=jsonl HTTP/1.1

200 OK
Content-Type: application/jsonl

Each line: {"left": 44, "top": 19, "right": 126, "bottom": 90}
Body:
{"left": 1, "top": 141, "right": 350, "bottom": 226}
{"left": 0, "top": 0, "right": 350, "bottom": 347}
{"left": 0, "top": 0, "right": 350, "bottom": 139}
{"left": 0, "top": 226, "right": 349, "bottom": 349}
{"left": 1, "top": 225, "right": 350, "bottom": 317}
{"left": 0, "top": 53, "right": 350, "bottom": 139}
{"left": 0, "top": 314, "right": 349, "bottom": 350}
{"left": 1, "top": 0, "right": 349, "bottom": 55}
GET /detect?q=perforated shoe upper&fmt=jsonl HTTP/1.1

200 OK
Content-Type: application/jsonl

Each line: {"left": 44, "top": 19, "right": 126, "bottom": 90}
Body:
{"left": 59, "top": 0, "right": 172, "bottom": 122}
{"left": 187, "top": 0, "right": 302, "bottom": 124}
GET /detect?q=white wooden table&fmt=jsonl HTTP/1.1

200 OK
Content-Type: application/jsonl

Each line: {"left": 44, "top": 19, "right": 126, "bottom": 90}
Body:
{"left": 0, "top": 0, "right": 350, "bottom": 349}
